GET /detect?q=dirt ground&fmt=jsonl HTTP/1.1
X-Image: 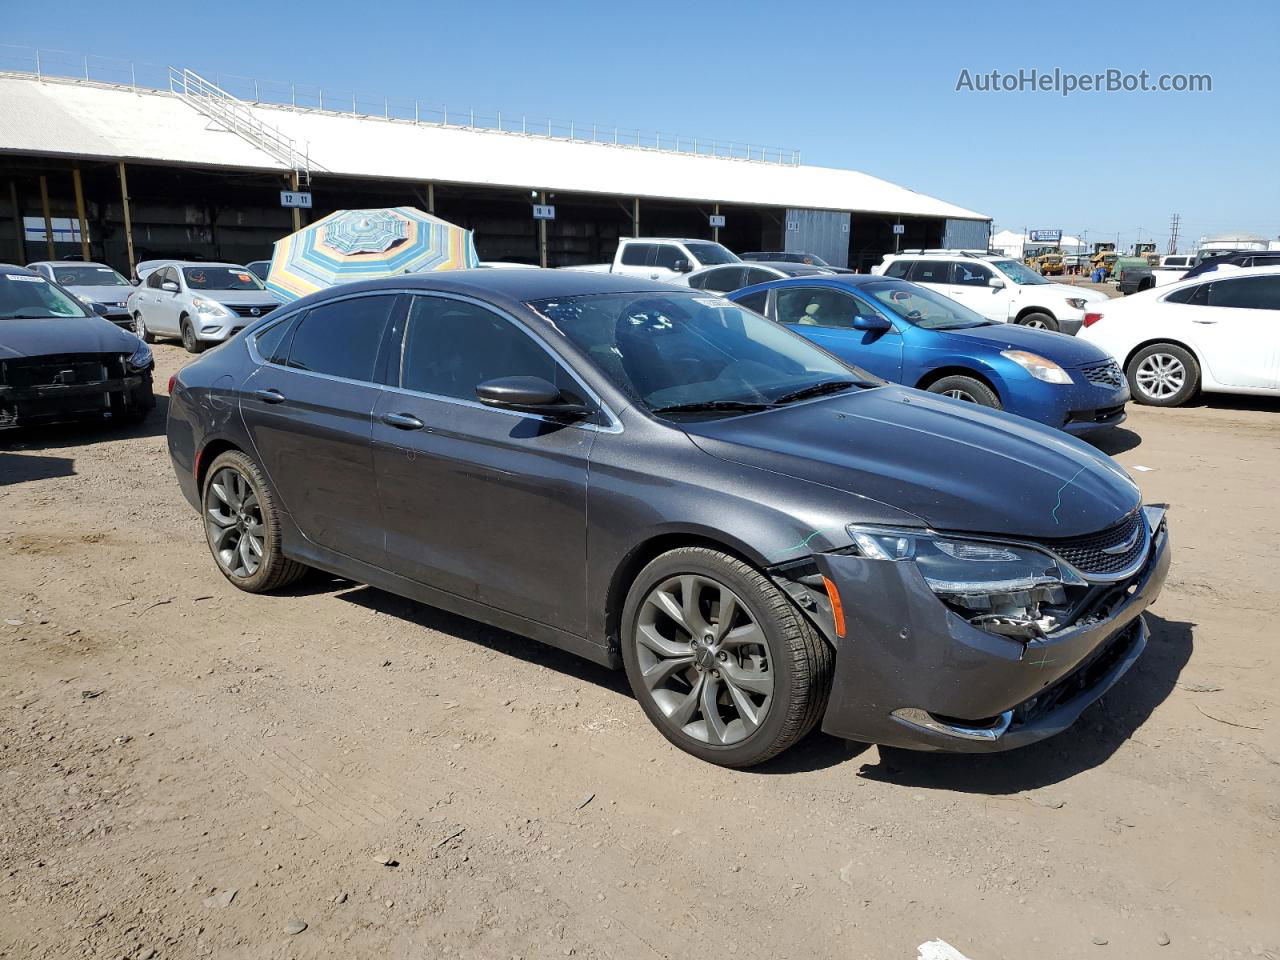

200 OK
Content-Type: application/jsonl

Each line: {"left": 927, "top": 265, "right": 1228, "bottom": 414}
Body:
{"left": 2, "top": 343, "right": 1277, "bottom": 960}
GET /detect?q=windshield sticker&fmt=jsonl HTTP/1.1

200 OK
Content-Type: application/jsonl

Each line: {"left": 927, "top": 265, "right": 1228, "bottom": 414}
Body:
{"left": 95, "top": 267, "right": 113, "bottom": 272}
{"left": 236, "top": 273, "right": 253, "bottom": 283}
{"left": 6, "top": 274, "right": 44, "bottom": 282}
{"left": 691, "top": 297, "right": 733, "bottom": 308}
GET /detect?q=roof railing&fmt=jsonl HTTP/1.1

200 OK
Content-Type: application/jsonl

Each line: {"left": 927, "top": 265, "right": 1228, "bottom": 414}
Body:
{"left": 0, "top": 44, "right": 800, "bottom": 167}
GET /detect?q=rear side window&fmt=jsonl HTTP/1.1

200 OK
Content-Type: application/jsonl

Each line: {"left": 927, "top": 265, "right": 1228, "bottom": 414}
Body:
{"left": 620, "top": 244, "right": 656, "bottom": 266}
{"left": 400, "top": 295, "right": 564, "bottom": 402}
{"left": 1208, "top": 276, "right": 1280, "bottom": 310}
{"left": 906, "top": 260, "right": 951, "bottom": 283}
{"left": 744, "top": 267, "right": 780, "bottom": 287}
{"left": 286, "top": 294, "right": 396, "bottom": 381}
{"left": 255, "top": 316, "right": 296, "bottom": 365}
{"left": 699, "top": 266, "right": 745, "bottom": 292}
{"left": 883, "top": 260, "right": 911, "bottom": 279}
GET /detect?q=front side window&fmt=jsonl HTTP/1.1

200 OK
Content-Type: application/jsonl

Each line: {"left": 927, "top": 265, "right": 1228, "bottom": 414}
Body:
{"left": 532, "top": 291, "right": 869, "bottom": 415}
{"left": 183, "top": 266, "right": 266, "bottom": 291}
{"left": 683, "top": 242, "right": 739, "bottom": 266}
{"left": 653, "top": 245, "right": 686, "bottom": 270}
{"left": 146, "top": 269, "right": 165, "bottom": 289}
{"left": 400, "top": 296, "right": 563, "bottom": 402}
{"left": 285, "top": 294, "right": 396, "bottom": 381}
{"left": 991, "top": 259, "right": 1050, "bottom": 285}
{"left": 736, "top": 290, "right": 768, "bottom": 314}
{"left": 775, "top": 286, "right": 865, "bottom": 329}
{"left": 698, "top": 266, "right": 745, "bottom": 292}
{"left": 953, "top": 262, "right": 993, "bottom": 286}
{"left": 863, "top": 280, "right": 990, "bottom": 331}
{"left": 0, "top": 273, "right": 90, "bottom": 319}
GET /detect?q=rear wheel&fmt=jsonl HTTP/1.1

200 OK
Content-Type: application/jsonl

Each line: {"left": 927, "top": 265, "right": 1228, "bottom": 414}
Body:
{"left": 202, "top": 450, "right": 308, "bottom": 592}
{"left": 1126, "top": 343, "right": 1199, "bottom": 406}
{"left": 1017, "top": 311, "right": 1059, "bottom": 332}
{"left": 180, "top": 315, "right": 205, "bottom": 354}
{"left": 926, "top": 375, "right": 1001, "bottom": 408}
{"left": 621, "top": 547, "right": 832, "bottom": 768}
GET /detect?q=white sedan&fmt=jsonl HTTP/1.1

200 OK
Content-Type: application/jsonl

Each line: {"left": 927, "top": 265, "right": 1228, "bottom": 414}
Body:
{"left": 1078, "top": 265, "right": 1280, "bottom": 406}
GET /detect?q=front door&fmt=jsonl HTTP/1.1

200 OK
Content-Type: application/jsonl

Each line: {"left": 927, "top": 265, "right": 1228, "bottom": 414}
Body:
{"left": 946, "top": 261, "right": 1009, "bottom": 322}
{"left": 371, "top": 294, "right": 594, "bottom": 635}
{"left": 773, "top": 285, "right": 904, "bottom": 381}
{"left": 239, "top": 292, "right": 401, "bottom": 566}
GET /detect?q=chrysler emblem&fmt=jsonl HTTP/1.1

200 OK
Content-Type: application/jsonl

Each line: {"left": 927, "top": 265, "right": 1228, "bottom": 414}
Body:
{"left": 1101, "top": 523, "right": 1142, "bottom": 555}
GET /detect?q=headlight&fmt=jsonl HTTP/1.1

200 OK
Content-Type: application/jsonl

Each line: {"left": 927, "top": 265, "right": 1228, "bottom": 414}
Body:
{"left": 847, "top": 525, "right": 1084, "bottom": 639}
{"left": 1000, "top": 349, "right": 1073, "bottom": 384}
{"left": 192, "top": 296, "right": 230, "bottom": 317}
{"left": 127, "top": 342, "right": 153, "bottom": 370}
{"left": 1065, "top": 297, "right": 1088, "bottom": 309}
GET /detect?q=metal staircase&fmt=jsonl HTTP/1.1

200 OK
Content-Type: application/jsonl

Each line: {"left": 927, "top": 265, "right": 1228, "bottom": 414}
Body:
{"left": 168, "top": 67, "right": 312, "bottom": 186}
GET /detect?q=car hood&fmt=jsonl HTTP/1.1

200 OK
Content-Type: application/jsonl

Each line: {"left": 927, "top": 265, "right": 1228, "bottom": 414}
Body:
{"left": 191, "top": 290, "right": 281, "bottom": 305}
{"left": 0, "top": 315, "right": 140, "bottom": 359}
{"left": 64, "top": 284, "right": 133, "bottom": 304}
{"left": 681, "top": 385, "right": 1140, "bottom": 540}
{"left": 931, "top": 323, "right": 1113, "bottom": 366}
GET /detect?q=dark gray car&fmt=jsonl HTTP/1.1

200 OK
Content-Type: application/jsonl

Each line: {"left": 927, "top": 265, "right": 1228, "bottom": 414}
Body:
{"left": 166, "top": 271, "right": 1170, "bottom": 767}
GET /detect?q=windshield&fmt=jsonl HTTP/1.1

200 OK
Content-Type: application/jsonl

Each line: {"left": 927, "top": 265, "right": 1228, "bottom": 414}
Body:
{"left": 531, "top": 291, "right": 873, "bottom": 416}
{"left": 183, "top": 266, "right": 265, "bottom": 291}
{"left": 0, "top": 273, "right": 91, "bottom": 319}
{"left": 52, "top": 265, "right": 129, "bottom": 286}
{"left": 991, "top": 259, "right": 1050, "bottom": 285}
{"left": 862, "top": 280, "right": 991, "bottom": 330}
{"left": 684, "top": 242, "right": 739, "bottom": 266}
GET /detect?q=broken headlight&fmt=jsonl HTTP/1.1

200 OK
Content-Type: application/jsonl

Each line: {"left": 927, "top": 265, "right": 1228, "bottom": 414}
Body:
{"left": 846, "top": 525, "right": 1084, "bottom": 641}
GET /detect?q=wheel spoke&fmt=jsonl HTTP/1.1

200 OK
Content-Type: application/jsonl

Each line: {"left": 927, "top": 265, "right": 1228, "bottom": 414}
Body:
{"left": 206, "top": 506, "right": 235, "bottom": 527}
{"left": 210, "top": 523, "right": 237, "bottom": 551}
{"left": 700, "top": 676, "right": 728, "bottom": 744}
{"left": 640, "top": 655, "right": 694, "bottom": 690}
{"left": 680, "top": 576, "right": 711, "bottom": 636}
{"left": 723, "top": 680, "right": 763, "bottom": 734}
{"left": 713, "top": 588, "right": 739, "bottom": 641}
{"left": 721, "top": 620, "right": 766, "bottom": 649}
{"left": 721, "top": 659, "right": 773, "bottom": 696}
{"left": 647, "top": 587, "right": 688, "bottom": 634}
{"left": 667, "top": 676, "right": 704, "bottom": 727}
{"left": 636, "top": 622, "right": 691, "bottom": 659}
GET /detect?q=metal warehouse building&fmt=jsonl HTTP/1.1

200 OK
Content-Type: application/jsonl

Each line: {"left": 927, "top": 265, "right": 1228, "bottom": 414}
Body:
{"left": 0, "top": 59, "right": 989, "bottom": 274}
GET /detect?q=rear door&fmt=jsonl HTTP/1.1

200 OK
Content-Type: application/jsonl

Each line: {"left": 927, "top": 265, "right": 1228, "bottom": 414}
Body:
{"left": 1189, "top": 275, "right": 1280, "bottom": 388}
{"left": 693, "top": 266, "right": 747, "bottom": 292}
{"left": 371, "top": 293, "right": 595, "bottom": 634}
{"left": 773, "top": 285, "right": 904, "bottom": 381}
{"left": 239, "top": 292, "right": 402, "bottom": 566}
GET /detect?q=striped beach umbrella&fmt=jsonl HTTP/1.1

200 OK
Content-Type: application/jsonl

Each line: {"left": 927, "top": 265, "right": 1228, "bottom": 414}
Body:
{"left": 267, "top": 206, "right": 479, "bottom": 302}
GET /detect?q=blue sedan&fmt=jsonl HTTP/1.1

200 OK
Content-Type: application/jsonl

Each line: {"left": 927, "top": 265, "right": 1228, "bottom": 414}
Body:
{"left": 727, "top": 275, "right": 1129, "bottom": 436}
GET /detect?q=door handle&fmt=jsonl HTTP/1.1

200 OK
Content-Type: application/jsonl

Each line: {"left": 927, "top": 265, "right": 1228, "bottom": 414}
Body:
{"left": 253, "top": 388, "right": 286, "bottom": 404}
{"left": 1192, "top": 319, "right": 1218, "bottom": 324}
{"left": 381, "top": 412, "right": 425, "bottom": 430}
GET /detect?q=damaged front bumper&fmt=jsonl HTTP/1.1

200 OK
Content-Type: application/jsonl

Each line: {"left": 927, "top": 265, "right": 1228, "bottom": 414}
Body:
{"left": 0, "top": 372, "right": 154, "bottom": 427}
{"left": 805, "top": 516, "right": 1169, "bottom": 752}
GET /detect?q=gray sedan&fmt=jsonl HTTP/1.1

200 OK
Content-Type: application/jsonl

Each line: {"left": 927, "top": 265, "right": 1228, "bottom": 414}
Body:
{"left": 26, "top": 261, "right": 135, "bottom": 330}
{"left": 127, "top": 262, "right": 283, "bottom": 352}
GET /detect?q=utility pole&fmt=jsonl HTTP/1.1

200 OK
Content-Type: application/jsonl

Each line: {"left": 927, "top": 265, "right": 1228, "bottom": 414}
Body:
{"left": 1168, "top": 213, "right": 1181, "bottom": 254}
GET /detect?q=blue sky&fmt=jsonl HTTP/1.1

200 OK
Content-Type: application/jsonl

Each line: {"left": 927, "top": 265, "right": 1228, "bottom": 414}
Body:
{"left": 6, "top": 0, "right": 1277, "bottom": 251}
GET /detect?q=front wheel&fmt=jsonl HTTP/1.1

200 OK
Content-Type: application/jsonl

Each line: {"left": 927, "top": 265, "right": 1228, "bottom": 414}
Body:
{"left": 1126, "top": 343, "right": 1199, "bottom": 406}
{"left": 180, "top": 316, "right": 206, "bottom": 354}
{"left": 926, "top": 375, "right": 1002, "bottom": 408}
{"left": 621, "top": 547, "right": 832, "bottom": 768}
{"left": 134, "top": 313, "right": 155, "bottom": 344}
{"left": 202, "top": 450, "right": 308, "bottom": 592}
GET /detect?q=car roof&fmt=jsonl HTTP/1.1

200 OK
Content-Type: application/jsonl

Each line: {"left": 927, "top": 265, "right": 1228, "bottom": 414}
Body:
{"left": 169, "top": 261, "right": 249, "bottom": 269}
{"left": 27, "top": 260, "right": 116, "bottom": 268}
{"left": 728, "top": 273, "right": 897, "bottom": 298}
{"left": 1161, "top": 263, "right": 1280, "bottom": 291}
{"left": 747, "top": 261, "right": 833, "bottom": 274}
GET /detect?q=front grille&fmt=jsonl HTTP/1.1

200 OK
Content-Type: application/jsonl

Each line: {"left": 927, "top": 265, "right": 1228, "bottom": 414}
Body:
{"left": 228, "top": 303, "right": 278, "bottom": 319}
{"left": 1041, "top": 510, "right": 1147, "bottom": 577}
{"left": 1, "top": 353, "right": 124, "bottom": 390}
{"left": 1079, "top": 359, "right": 1124, "bottom": 388}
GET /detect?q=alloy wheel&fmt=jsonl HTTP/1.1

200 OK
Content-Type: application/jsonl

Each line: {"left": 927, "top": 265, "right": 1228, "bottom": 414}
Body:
{"left": 942, "top": 388, "right": 978, "bottom": 402}
{"left": 1135, "top": 353, "right": 1186, "bottom": 400}
{"left": 182, "top": 322, "right": 196, "bottom": 351}
{"left": 633, "top": 574, "right": 773, "bottom": 745}
{"left": 204, "top": 466, "right": 265, "bottom": 579}
{"left": 1022, "top": 318, "right": 1049, "bottom": 329}
{"left": 135, "top": 315, "right": 148, "bottom": 341}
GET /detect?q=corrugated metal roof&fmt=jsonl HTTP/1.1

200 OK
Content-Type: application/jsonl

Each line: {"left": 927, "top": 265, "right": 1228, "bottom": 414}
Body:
{"left": 0, "top": 75, "right": 988, "bottom": 221}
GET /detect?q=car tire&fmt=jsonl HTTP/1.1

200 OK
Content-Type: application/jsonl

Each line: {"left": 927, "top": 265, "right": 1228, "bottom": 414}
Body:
{"left": 1017, "top": 311, "right": 1059, "bottom": 332}
{"left": 180, "top": 316, "right": 205, "bottom": 354}
{"left": 134, "top": 313, "right": 155, "bottom": 344}
{"left": 925, "top": 375, "right": 1002, "bottom": 408}
{"left": 201, "top": 450, "right": 308, "bottom": 593}
{"left": 1126, "top": 343, "right": 1199, "bottom": 407}
{"left": 620, "top": 546, "right": 832, "bottom": 768}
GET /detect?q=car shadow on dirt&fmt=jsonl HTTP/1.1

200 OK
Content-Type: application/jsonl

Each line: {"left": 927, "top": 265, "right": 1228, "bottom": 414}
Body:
{"left": 1089, "top": 426, "right": 1142, "bottom": 456}
{"left": 0, "top": 451, "right": 77, "bottom": 486}
{"left": 850, "top": 612, "right": 1195, "bottom": 792}
{"left": 0, "top": 393, "right": 170, "bottom": 451}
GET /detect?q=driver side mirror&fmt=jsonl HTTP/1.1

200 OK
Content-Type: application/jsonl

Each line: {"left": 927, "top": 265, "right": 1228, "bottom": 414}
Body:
{"left": 988, "top": 277, "right": 1006, "bottom": 289}
{"left": 476, "top": 376, "right": 590, "bottom": 419}
{"left": 851, "top": 313, "right": 892, "bottom": 332}
{"left": 162, "top": 281, "right": 180, "bottom": 293}
{"left": 671, "top": 259, "right": 692, "bottom": 274}
{"left": 90, "top": 302, "right": 110, "bottom": 317}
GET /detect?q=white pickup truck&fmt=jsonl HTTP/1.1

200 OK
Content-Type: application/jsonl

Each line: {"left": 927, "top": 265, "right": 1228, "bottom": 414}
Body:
{"left": 571, "top": 238, "right": 740, "bottom": 281}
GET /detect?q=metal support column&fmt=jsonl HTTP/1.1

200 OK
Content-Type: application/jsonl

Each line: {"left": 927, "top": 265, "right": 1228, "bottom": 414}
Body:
{"left": 713, "top": 202, "right": 720, "bottom": 243}
{"left": 38, "top": 175, "right": 55, "bottom": 259}
{"left": 72, "top": 167, "right": 90, "bottom": 261}
{"left": 538, "top": 191, "right": 548, "bottom": 269}
{"left": 427, "top": 182, "right": 435, "bottom": 214}
{"left": 8, "top": 181, "right": 25, "bottom": 264}
{"left": 290, "top": 172, "right": 301, "bottom": 232}
{"left": 632, "top": 197, "right": 640, "bottom": 238}
{"left": 118, "top": 162, "right": 135, "bottom": 275}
